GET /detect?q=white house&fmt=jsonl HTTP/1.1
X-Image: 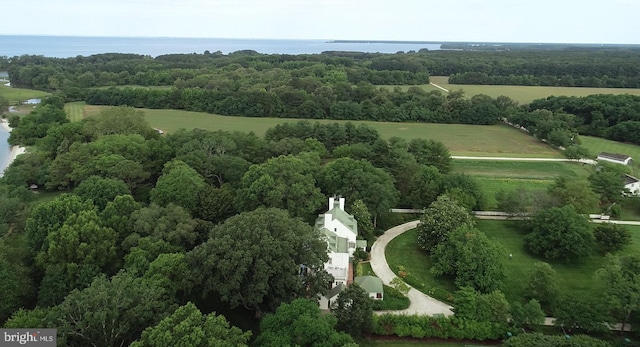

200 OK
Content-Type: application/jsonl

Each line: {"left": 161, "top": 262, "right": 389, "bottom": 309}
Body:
{"left": 354, "top": 276, "right": 384, "bottom": 300}
{"left": 597, "top": 152, "right": 633, "bottom": 166}
{"left": 316, "top": 196, "right": 367, "bottom": 308}
{"left": 624, "top": 174, "right": 640, "bottom": 196}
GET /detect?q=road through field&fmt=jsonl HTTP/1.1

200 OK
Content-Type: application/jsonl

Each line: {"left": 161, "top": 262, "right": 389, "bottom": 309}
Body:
{"left": 452, "top": 156, "right": 596, "bottom": 165}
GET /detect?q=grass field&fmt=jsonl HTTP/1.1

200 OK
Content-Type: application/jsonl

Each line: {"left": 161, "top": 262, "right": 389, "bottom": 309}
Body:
{"left": 452, "top": 160, "right": 594, "bottom": 208}
{"left": 385, "top": 220, "right": 640, "bottom": 305}
{"left": 428, "top": 76, "right": 640, "bottom": 104}
{"left": 0, "top": 85, "right": 50, "bottom": 104}
{"left": 67, "top": 102, "right": 562, "bottom": 157}
{"left": 581, "top": 135, "right": 640, "bottom": 174}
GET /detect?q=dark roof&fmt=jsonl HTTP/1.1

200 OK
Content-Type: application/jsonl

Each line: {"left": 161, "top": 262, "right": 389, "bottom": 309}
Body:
{"left": 598, "top": 152, "right": 632, "bottom": 161}
{"left": 624, "top": 174, "right": 639, "bottom": 185}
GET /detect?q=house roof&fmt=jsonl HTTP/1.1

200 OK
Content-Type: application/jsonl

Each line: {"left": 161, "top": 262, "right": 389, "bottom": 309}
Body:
{"left": 315, "top": 205, "right": 359, "bottom": 236}
{"left": 354, "top": 276, "right": 383, "bottom": 294}
{"left": 327, "top": 283, "right": 346, "bottom": 299}
{"left": 624, "top": 174, "right": 640, "bottom": 186}
{"left": 598, "top": 152, "right": 632, "bottom": 161}
{"left": 322, "top": 228, "right": 349, "bottom": 253}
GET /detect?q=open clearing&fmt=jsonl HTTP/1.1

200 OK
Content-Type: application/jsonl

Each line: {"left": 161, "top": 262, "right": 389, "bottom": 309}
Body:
{"left": 382, "top": 76, "right": 640, "bottom": 105}
{"left": 386, "top": 220, "right": 640, "bottom": 305}
{"left": 0, "top": 85, "right": 50, "bottom": 104}
{"left": 581, "top": 135, "right": 640, "bottom": 174}
{"left": 453, "top": 160, "right": 593, "bottom": 209}
{"left": 68, "top": 102, "right": 562, "bottom": 158}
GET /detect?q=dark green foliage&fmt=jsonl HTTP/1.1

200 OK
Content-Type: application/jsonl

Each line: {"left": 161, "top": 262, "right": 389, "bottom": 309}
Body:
{"left": 348, "top": 199, "right": 375, "bottom": 242}
{"left": 417, "top": 194, "right": 475, "bottom": 252}
{"left": 236, "top": 154, "right": 324, "bottom": 218}
{"left": 194, "top": 184, "right": 237, "bottom": 223}
{"left": 452, "top": 287, "right": 510, "bottom": 324}
{"left": 553, "top": 292, "right": 610, "bottom": 333}
{"left": 407, "top": 138, "right": 452, "bottom": 173}
{"left": 589, "top": 164, "right": 629, "bottom": 204}
{"left": 432, "top": 227, "right": 505, "bottom": 292}
{"left": 125, "top": 203, "right": 200, "bottom": 252}
{"left": 0, "top": 242, "right": 34, "bottom": 322}
{"left": 524, "top": 262, "right": 559, "bottom": 305}
{"left": 150, "top": 160, "right": 206, "bottom": 214}
{"left": 332, "top": 284, "right": 374, "bottom": 336}
{"left": 509, "top": 299, "right": 545, "bottom": 328}
{"left": 130, "top": 302, "right": 251, "bottom": 347}
{"left": 255, "top": 299, "right": 354, "bottom": 347}
{"left": 593, "top": 223, "right": 632, "bottom": 253}
{"left": 371, "top": 285, "right": 410, "bottom": 311}
{"left": 37, "top": 263, "right": 101, "bottom": 307}
{"left": 407, "top": 165, "right": 443, "bottom": 209}
{"left": 548, "top": 177, "right": 600, "bottom": 214}
{"left": 187, "top": 208, "right": 329, "bottom": 313}
{"left": 372, "top": 313, "right": 507, "bottom": 340}
{"left": 51, "top": 271, "right": 172, "bottom": 347}
{"left": 524, "top": 205, "right": 594, "bottom": 261}
{"left": 8, "top": 103, "right": 69, "bottom": 146}
{"left": 595, "top": 254, "right": 640, "bottom": 333}
{"left": 502, "top": 333, "right": 612, "bottom": 347}
{"left": 74, "top": 175, "right": 130, "bottom": 210}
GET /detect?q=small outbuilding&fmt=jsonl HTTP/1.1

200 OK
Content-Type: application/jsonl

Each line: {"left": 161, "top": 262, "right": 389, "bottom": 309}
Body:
{"left": 597, "top": 152, "right": 633, "bottom": 166}
{"left": 354, "top": 275, "right": 384, "bottom": 300}
{"left": 624, "top": 174, "right": 640, "bottom": 196}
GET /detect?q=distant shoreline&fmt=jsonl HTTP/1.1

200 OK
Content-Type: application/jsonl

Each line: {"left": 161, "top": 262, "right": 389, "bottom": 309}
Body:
{"left": 0, "top": 120, "right": 26, "bottom": 178}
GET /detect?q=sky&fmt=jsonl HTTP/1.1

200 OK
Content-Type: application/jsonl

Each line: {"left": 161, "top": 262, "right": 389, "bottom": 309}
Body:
{"left": 2, "top": 0, "right": 640, "bottom": 44}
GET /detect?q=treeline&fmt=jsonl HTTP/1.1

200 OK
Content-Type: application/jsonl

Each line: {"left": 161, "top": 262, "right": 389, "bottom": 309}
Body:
{"left": 449, "top": 71, "right": 640, "bottom": 88}
{"left": 84, "top": 86, "right": 510, "bottom": 124}
{"left": 526, "top": 94, "right": 640, "bottom": 144}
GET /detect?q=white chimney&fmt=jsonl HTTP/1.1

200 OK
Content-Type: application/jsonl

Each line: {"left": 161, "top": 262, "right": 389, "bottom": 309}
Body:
{"left": 339, "top": 197, "right": 345, "bottom": 210}
{"left": 328, "top": 197, "right": 335, "bottom": 210}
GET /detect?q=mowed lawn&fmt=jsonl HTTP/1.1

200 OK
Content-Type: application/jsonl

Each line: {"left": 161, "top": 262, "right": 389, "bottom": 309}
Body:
{"left": 428, "top": 76, "right": 640, "bottom": 104}
{"left": 452, "top": 160, "right": 594, "bottom": 208}
{"left": 68, "top": 102, "right": 561, "bottom": 157}
{"left": 581, "top": 135, "right": 640, "bottom": 173}
{"left": 386, "top": 220, "right": 640, "bottom": 306}
{"left": 0, "top": 85, "right": 50, "bottom": 104}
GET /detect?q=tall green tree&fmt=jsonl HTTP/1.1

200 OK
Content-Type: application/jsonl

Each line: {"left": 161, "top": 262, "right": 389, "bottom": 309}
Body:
{"left": 130, "top": 302, "right": 251, "bottom": 347}
{"left": 407, "top": 138, "right": 452, "bottom": 173}
{"left": 255, "top": 299, "right": 354, "bottom": 347}
{"left": 407, "top": 165, "right": 443, "bottom": 209}
{"left": 187, "top": 208, "right": 329, "bottom": 314}
{"left": 84, "top": 106, "right": 155, "bottom": 138}
{"left": 236, "top": 154, "right": 324, "bottom": 218}
{"left": 510, "top": 299, "right": 545, "bottom": 328}
{"left": 347, "top": 199, "right": 375, "bottom": 241}
{"left": 553, "top": 292, "right": 609, "bottom": 333}
{"left": 593, "top": 223, "right": 632, "bottom": 254}
{"left": 125, "top": 203, "right": 200, "bottom": 252}
{"left": 524, "top": 262, "right": 558, "bottom": 305}
{"left": 589, "top": 164, "right": 628, "bottom": 204}
{"left": 150, "top": 160, "right": 206, "bottom": 214}
{"left": 524, "top": 205, "right": 593, "bottom": 261}
{"left": 36, "top": 210, "right": 118, "bottom": 273}
{"left": 431, "top": 226, "right": 505, "bottom": 292}
{"left": 73, "top": 175, "right": 130, "bottom": 210}
{"left": 548, "top": 177, "right": 600, "bottom": 214}
{"left": 317, "top": 157, "right": 399, "bottom": 223}
{"left": 51, "top": 271, "right": 172, "bottom": 347}
{"left": 416, "top": 194, "right": 475, "bottom": 252}
{"left": 332, "top": 284, "right": 374, "bottom": 336}
{"left": 595, "top": 254, "right": 640, "bottom": 333}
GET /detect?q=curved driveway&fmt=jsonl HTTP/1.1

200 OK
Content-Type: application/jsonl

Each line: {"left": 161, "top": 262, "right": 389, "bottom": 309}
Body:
{"left": 370, "top": 220, "right": 453, "bottom": 316}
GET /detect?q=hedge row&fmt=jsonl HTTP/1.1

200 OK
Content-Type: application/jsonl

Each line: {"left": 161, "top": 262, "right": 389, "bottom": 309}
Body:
{"left": 373, "top": 314, "right": 507, "bottom": 341}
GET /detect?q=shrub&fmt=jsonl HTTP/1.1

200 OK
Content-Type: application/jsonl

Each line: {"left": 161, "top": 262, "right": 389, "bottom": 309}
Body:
{"left": 371, "top": 285, "right": 410, "bottom": 311}
{"left": 372, "top": 314, "right": 506, "bottom": 341}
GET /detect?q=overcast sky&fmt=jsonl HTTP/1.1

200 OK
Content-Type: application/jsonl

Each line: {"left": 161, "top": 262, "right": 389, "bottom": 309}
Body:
{"left": 2, "top": 0, "right": 639, "bottom": 44}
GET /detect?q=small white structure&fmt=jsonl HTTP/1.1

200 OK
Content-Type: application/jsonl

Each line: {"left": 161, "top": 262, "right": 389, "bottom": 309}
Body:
{"left": 316, "top": 196, "right": 367, "bottom": 308}
{"left": 597, "top": 152, "right": 633, "bottom": 166}
{"left": 354, "top": 276, "right": 384, "bottom": 300}
{"left": 624, "top": 174, "right": 640, "bottom": 196}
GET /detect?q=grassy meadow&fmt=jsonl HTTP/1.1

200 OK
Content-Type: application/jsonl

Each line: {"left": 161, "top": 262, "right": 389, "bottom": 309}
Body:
{"left": 452, "top": 160, "right": 593, "bottom": 209}
{"left": 382, "top": 76, "right": 640, "bottom": 105}
{"left": 0, "top": 85, "right": 50, "bottom": 104}
{"left": 67, "top": 102, "right": 562, "bottom": 157}
{"left": 581, "top": 135, "right": 640, "bottom": 174}
{"left": 386, "top": 220, "right": 640, "bottom": 305}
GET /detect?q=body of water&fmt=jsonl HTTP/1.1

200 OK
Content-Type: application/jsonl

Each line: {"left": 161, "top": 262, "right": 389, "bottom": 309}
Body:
{"left": 0, "top": 35, "right": 441, "bottom": 58}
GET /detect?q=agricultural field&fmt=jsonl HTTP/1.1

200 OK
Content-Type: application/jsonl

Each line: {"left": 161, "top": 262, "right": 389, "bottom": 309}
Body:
{"left": 452, "top": 160, "right": 593, "bottom": 209}
{"left": 67, "top": 102, "right": 562, "bottom": 158}
{"left": 0, "top": 84, "right": 50, "bottom": 104}
{"left": 382, "top": 76, "right": 640, "bottom": 105}
{"left": 385, "top": 220, "right": 640, "bottom": 305}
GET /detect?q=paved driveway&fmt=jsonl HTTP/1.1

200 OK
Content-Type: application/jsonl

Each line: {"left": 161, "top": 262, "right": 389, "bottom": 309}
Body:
{"left": 370, "top": 220, "right": 453, "bottom": 316}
